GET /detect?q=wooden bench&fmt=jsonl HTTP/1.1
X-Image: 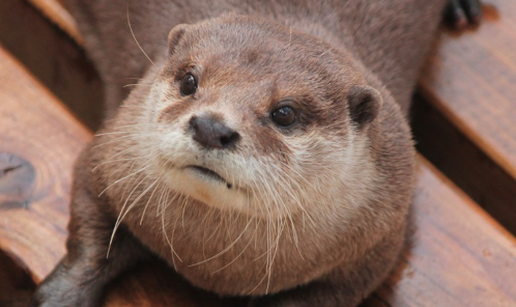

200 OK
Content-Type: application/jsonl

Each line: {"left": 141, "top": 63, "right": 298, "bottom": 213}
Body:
{"left": 421, "top": 1, "right": 515, "bottom": 179}
{"left": 415, "top": 0, "right": 516, "bottom": 234}
{"left": 1, "top": 0, "right": 515, "bottom": 306}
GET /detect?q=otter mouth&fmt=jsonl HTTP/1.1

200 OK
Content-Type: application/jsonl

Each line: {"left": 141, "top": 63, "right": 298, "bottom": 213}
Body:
{"left": 186, "top": 165, "right": 233, "bottom": 189}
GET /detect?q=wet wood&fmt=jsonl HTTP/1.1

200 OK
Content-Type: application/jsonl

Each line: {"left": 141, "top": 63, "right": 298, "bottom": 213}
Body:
{"left": 420, "top": 0, "right": 516, "bottom": 181}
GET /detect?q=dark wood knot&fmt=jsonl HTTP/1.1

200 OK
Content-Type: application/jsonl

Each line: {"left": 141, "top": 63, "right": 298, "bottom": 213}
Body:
{"left": 0, "top": 153, "right": 35, "bottom": 210}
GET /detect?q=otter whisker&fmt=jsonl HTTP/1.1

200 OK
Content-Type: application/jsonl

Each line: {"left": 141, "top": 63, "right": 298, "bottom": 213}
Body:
{"left": 155, "top": 179, "right": 168, "bottom": 218}
{"left": 95, "top": 128, "right": 158, "bottom": 138}
{"left": 123, "top": 83, "right": 153, "bottom": 88}
{"left": 181, "top": 193, "right": 189, "bottom": 229}
{"left": 95, "top": 131, "right": 133, "bottom": 137}
{"left": 257, "top": 159, "right": 298, "bottom": 294}
{"left": 188, "top": 216, "right": 254, "bottom": 267}
{"left": 98, "top": 164, "right": 151, "bottom": 197}
{"left": 273, "top": 162, "right": 317, "bottom": 229}
{"left": 107, "top": 171, "right": 154, "bottom": 258}
{"left": 269, "top": 173, "right": 302, "bottom": 259}
{"left": 92, "top": 132, "right": 162, "bottom": 148}
{"left": 168, "top": 193, "right": 186, "bottom": 266}
{"left": 158, "top": 186, "right": 185, "bottom": 266}
{"left": 107, "top": 122, "right": 161, "bottom": 130}
{"left": 246, "top": 260, "right": 269, "bottom": 295}
{"left": 278, "top": 160, "right": 317, "bottom": 191}
{"left": 201, "top": 205, "right": 216, "bottom": 261}
{"left": 265, "top": 219, "right": 285, "bottom": 294}
{"left": 252, "top": 166, "right": 277, "bottom": 294}
{"left": 158, "top": 187, "right": 178, "bottom": 268}
{"left": 126, "top": 5, "right": 154, "bottom": 66}
{"left": 92, "top": 156, "right": 149, "bottom": 172}
{"left": 203, "top": 209, "right": 224, "bottom": 250}
{"left": 139, "top": 179, "right": 162, "bottom": 225}
{"left": 212, "top": 218, "right": 259, "bottom": 274}
{"left": 92, "top": 145, "right": 152, "bottom": 172}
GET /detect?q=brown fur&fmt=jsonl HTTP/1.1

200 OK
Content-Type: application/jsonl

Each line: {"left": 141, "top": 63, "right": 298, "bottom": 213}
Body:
{"left": 32, "top": 1, "right": 452, "bottom": 306}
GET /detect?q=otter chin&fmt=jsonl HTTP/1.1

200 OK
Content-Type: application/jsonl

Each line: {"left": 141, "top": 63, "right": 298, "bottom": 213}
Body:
{"left": 164, "top": 163, "right": 248, "bottom": 212}
{"left": 31, "top": 0, "right": 473, "bottom": 305}
{"left": 184, "top": 165, "right": 233, "bottom": 188}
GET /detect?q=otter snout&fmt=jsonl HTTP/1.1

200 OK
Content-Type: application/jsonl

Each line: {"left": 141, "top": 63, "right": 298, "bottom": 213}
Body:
{"left": 189, "top": 115, "right": 240, "bottom": 149}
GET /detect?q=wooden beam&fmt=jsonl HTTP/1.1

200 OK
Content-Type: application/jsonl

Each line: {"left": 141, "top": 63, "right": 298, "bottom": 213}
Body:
{"left": 420, "top": 1, "right": 516, "bottom": 181}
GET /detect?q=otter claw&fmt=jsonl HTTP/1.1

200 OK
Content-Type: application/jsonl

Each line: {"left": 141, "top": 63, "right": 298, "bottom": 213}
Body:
{"left": 445, "top": 0, "right": 482, "bottom": 29}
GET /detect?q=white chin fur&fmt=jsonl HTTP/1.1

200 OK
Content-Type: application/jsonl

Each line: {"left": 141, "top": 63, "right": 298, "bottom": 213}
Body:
{"left": 161, "top": 166, "right": 253, "bottom": 214}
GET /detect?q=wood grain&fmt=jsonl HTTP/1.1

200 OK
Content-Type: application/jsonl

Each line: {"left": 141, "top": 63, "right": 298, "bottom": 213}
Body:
{"left": 0, "top": 0, "right": 104, "bottom": 130}
{"left": 411, "top": 94, "right": 516, "bottom": 235}
{"left": 0, "top": 45, "right": 91, "bottom": 282}
{"left": 25, "top": 0, "right": 83, "bottom": 45}
{"left": 364, "top": 158, "right": 516, "bottom": 307}
{"left": 420, "top": 0, "right": 516, "bottom": 181}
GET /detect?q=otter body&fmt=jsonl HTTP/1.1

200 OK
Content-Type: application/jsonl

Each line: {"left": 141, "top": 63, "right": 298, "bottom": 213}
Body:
{"left": 66, "top": 0, "right": 446, "bottom": 117}
{"left": 32, "top": 1, "right": 475, "bottom": 306}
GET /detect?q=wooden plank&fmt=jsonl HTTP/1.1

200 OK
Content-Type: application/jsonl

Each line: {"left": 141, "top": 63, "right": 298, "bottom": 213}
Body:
{"left": 0, "top": 45, "right": 91, "bottom": 282}
{"left": 411, "top": 94, "right": 516, "bottom": 235}
{"left": 25, "top": 0, "right": 83, "bottom": 45}
{"left": 0, "top": 0, "right": 103, "bottom": 131}
{"left": 420, "top": 0, "right": 516, "bottom": 181}
{"left": 364, "top": 158, "right": 516, "bottom": 307}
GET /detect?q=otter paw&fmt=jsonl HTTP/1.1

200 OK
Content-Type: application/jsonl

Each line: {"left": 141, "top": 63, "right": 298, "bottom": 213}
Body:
{"left": 30, "top": 271, "right": 102, "bottom": 307}
{"left": 444, "top": 0, "right": 482, "bottom": 29}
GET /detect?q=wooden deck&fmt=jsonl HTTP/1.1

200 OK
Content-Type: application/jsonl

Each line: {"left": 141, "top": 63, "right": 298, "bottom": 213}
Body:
{"left": 0, "top": 0, "right": 515, "bottom": 306}
{"left": 421, "top": 0, "right": 516, "bottom": 180}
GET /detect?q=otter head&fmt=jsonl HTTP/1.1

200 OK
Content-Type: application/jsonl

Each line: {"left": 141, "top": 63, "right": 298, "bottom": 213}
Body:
{"left": 116, "top": 14, "right": 384, "bottom": 221}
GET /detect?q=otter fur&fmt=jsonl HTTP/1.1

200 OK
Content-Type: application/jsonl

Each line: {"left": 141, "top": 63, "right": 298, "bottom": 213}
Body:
{"left": 32, "top": 0, "right": 480, "bottom": 306}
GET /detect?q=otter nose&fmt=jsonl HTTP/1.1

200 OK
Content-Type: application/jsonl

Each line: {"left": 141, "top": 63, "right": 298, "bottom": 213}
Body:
{"left": 189, "top": 116, "right": 240, "bottom": 149}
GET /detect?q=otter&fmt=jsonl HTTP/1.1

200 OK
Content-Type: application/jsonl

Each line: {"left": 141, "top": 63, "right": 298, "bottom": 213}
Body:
{"left": 32, "top": 1, "right": 481, "bottom": 306}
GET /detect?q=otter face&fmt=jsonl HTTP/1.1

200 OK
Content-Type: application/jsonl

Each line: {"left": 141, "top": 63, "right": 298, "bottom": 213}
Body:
{"left": 129, "top": 15, "right": 382, "bottom": 219}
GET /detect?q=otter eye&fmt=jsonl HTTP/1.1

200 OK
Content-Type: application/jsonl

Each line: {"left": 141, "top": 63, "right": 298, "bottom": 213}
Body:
{"left": 271, "top": 106, "right": 296, "bottom": 127}
{"left": 180, "top": 73, "right": 198, "bottom": 96}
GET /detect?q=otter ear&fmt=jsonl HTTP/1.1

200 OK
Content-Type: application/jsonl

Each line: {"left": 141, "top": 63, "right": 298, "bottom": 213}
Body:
{"left": 168, "top": 24, "right": 189, "bottom": 55}
{"left": 347, "top": 85, "right": 383, "bottom": 129}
